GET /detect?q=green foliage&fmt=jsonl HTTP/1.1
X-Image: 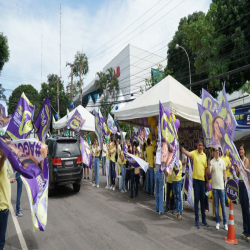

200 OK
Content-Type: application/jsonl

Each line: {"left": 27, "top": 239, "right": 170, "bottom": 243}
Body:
{"left": 118, "top": 121, "right": 133, "bottom": 139}
{"left": 240, "top": 80, "right": 250, "bottom": 94}
{"left": 8, "top": 84, "right": 41, "bottom": 118}
{"left": 0, "top": 32, "right": 10, "bottom": 73}
{"left": 164, "top": 0, "right": 250, "bottom": 97}
{"left": 0, "top": 84, "right": 6, "bottom": 102}
{"left": 40, "top": 74, "right": 70, "bottom": 118}
{"left": 94, "top": 71, "right": 107, "bottom": 97}
{"left": 73, "top": 51, "right": 89, "bottom": 89}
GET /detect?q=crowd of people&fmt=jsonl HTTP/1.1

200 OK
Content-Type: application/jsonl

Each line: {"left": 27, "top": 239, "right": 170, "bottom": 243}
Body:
{"left": 80, "top": 135, "right": 250, "bottom": 242}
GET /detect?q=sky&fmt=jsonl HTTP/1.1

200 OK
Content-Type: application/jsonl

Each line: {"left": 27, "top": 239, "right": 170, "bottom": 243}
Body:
{"left": 0, "top": 0, "right": 212, "bottom": 113}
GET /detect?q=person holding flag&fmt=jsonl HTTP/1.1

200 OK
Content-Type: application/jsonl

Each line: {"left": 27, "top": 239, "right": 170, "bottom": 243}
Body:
{"left": 0, "top": 148, "right": 16, "bottom": 250}
{"left": 92, "top": 139, "right": 100, "bottom": 188}
{"left": 181, "top": 139, "right": 209, "bottom": 229}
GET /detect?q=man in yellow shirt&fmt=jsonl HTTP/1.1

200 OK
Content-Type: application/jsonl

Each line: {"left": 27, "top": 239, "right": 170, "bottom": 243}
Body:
{"left": 117, "top": 152, "right": 127, "bottom": 193}
{"left": 146, "top": 138, "right": 155, "bottom": 196}
{"left": 182, "top": 139, "right": 209, "bottom": 229}
{"left": 109, "top": 139, "right": 117, "bottom": 191}
{"left": 0, "top": 150, "right": 15, "bottom": 250}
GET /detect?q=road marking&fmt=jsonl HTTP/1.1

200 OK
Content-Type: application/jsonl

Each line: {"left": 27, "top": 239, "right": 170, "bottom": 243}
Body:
{"left": 136, "top": 203, "right": 173, "bottom": 220}
{"left": 9, "top": 203, "right": 28, "bottom": 250}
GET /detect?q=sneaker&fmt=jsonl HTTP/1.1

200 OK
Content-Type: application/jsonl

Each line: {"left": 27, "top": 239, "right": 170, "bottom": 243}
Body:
{"left": 224, "top": 224, "right": 228, "bottom": 231}
{"left": 146, "top": 193, "right": 149, "bottom": 196}
{"left": 16, "top": 212, "right": 23, "bottom": 217}
{"left": 105, "top": 186, "right": 110, "bottom": 189}
{"left": 120, "top": 190, "right": 125, "bottom": 193}
{"left": 97, "top": 185, "right": 99, "bottom": 188}
{"left": 124, "top": 190, "right": 127, "bottom": 193}
{"left": 110, "top": 186, "right": 113, "bottom": 190}
{"left": 150, "top": 194, "right": 154, "bottom": 197}
{"left": 195, "top": 223, "right": 200, "bottom": 229}
{"left": 202, "top": 221, "right": 209, "bottom": 227}
{"left": 112, "top": 187, "right": 115, "bottom": 191}
{"left": 84, "top": 177, "right": 86, "bottom": 179}
{"left": 92, "top": 183, "right": 96, "bottom": 187}
{"left": 87, "top": 177, "right": 89, "bottom": 180}
{"left": 216, "top": 223, "right": 220, "bottom": 230}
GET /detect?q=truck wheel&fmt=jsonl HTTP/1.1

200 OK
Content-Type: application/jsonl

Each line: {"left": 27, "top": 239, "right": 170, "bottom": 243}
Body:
{"left": 73, "top": 183, "right": 81, "bottom": 192}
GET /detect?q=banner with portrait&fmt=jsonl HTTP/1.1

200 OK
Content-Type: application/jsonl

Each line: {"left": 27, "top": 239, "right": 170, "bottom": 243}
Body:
{"left": 7, "top": 93, "right": 35, "bottom": 140}
{"left": 157, "top": 101, "right": 179, "bottom": 174}
{"left": 80, "top": 136, "right": 92, "bottom": 169}
{"left": 0, "top": 138, "right": 49, "bottom": 231}
{"left": 183, "top": 158, "right": 194, "bottom": 207}
{"left": 34, "top": 96, "right": 51, "bottom": 142}
{"left": 0, "top": 104, "right": 12, "bottom": 136}
{"left": 67, "top": 109, "right": 85, "bottom": 133}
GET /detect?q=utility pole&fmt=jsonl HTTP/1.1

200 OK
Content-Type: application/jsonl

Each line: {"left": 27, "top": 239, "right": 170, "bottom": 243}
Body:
{"left": 79, "top": 55, "right": 82, "bottom": 106}
{"left": 66, "top": 62, "right": 74, "bottom": 103}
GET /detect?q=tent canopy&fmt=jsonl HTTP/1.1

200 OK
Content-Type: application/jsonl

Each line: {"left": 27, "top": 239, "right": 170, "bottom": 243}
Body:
{"left": 54, "top": 105, "right": 95, "bottom": 132}
{"left": 114, "top": 75, "right": 201, "bottom": 125}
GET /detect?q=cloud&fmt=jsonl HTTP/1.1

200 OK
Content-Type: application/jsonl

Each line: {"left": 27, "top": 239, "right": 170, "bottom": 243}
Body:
{"left": 0, "top": 0, "right": 211, "bottom": 112}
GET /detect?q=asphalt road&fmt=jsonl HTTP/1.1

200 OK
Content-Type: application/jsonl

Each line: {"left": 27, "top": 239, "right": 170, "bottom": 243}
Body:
{"left": 4, "top": 168, "right": 250, "bottom": 250}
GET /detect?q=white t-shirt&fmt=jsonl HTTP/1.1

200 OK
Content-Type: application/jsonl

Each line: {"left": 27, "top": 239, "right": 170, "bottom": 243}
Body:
{"left": 210, "top": 157, "right": 226, "bottom": 190}
{"left": 102, "top": 143, "right": 107, "bottom": 157}
{"left": 182, "top": 154, "right": 187, "bottom": 174}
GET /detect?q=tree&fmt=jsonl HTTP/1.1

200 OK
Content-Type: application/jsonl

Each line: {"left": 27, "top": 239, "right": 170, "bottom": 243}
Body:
{"left": 164, "top": 11, "right": 206, "bottom": 96}
{"left": 73, "top": 51, "right": 89, "bottom": 105}
{"left": 106, "top": 67, "right": 119, "bottom": 101}
{"left": 40, "top": 74, "right": 69, "bottom": 118}
{"left": 8, "top": 84, "right": 41, "bottom": 118}
{"left": 0, "top": 32, "right": 10, "bottom": 73}
{"left": 0, "top": 84, "right": 6, "bottom": 102}
{"left": 94, "top": 71, "right": 107, "bottom": 98}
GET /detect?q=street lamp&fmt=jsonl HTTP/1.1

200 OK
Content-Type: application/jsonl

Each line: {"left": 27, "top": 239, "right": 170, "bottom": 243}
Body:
{"left": 175, "top": 44, "right": 192, "bottom": 91}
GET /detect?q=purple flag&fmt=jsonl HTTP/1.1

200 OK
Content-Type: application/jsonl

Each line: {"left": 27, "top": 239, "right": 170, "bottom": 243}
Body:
{"left": 202, "top": 89, "right": 219, "bottom": 113}
{"left": 67, "top": 109, "right": 85, "bottom": 133}
{"left": 118, "top": 124, "right": 148, "bottom": 172}
{"left": 80, "top": 136, "right": 92, "bottom": 169}
{"left": 0, "top": 138, "right": 49, "bottom": 231}
{"left": 34, "top": 96, "right": 51, "bottom": 142}
{"left": 94, "top": 110, "right": 103, "bottom": 150}
{"left": 184, "top": 158, "right": 194, "bottom": 207}
{"left": 158, "top": 101, "right": 178, "bottom": 174}
{"left": 7, "top": 93, "right": 35, "bottom": 140}
{"left": 0, "top": 104, "right": 12, "bottom": 136}
{"left": 217, "top": 84, "right": 237, "bottom": 140}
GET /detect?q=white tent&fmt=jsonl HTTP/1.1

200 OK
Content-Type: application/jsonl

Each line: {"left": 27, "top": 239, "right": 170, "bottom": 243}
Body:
{"left": 85, "top": 96, "right": 95, "bottom": 113}
{"left": 54, "top": 105, "right": 95, "bottom": 132}
{"left": 114, "top": 75, "right": 201, "bottom": 125}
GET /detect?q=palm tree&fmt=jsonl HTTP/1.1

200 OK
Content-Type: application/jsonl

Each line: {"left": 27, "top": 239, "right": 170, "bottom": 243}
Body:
{"left": 73, "top": 51, "right": 89, "bottom": 105}
{"left": 94, "top": 71, "right": 107, "bottom": 98}
{"left": 106, "top": 67, "right": 119, "bottom": 101}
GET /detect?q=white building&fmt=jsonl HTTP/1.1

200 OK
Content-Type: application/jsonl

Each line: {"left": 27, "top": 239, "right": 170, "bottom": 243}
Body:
{"left": 73, "top": 44, "right": 167, "bottom": 109}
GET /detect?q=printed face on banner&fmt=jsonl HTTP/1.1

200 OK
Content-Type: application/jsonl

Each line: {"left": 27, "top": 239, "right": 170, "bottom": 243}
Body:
{"left": 202, "top": 89, "right": 220, "bottom": 113}
{"left": 0, "top": 104, "right": 11, "bottom": 136}
{"left": 159, "top": 102, "right": 178, "bottom": 173}
{"left": 138, "top": 127, "right": 146, "bottom": 143}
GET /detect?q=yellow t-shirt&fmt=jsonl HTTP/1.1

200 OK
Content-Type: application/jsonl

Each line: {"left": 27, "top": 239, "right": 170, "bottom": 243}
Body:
{"left": 221, "top": 155, "right": 231, "bottom": 178}
{"left": 172, "top": 160, "right": 182, "bottom": 182}
{"left": 117, "top": 157, "right": 126, "bottom": 166}
{"left": 191, "top": 150, "right": 207, "bottom": 181}
{"left": 0, "top": 161, "right": 11, "bottom": 210}
{"left": 167, "top": 172, "right": 172, "bottom": 183}
{"left": 152, "top": 140, "right": 156, "bottom": 150}
{"left": 146, "top": 145, "right": 154, "bottom": 168}
{"left": 110, "top": 147, "right": 116, "bottom": 162}
{"left": 210, "top": 158, "right": 226, "bottom": 190}
{"left": 93, "top": 146, "right": 100, "bottom": 157}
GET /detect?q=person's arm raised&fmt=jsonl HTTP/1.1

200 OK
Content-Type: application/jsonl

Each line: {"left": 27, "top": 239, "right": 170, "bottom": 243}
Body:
{"left": 181, "top": 147, "right": 192, "bottom": 159}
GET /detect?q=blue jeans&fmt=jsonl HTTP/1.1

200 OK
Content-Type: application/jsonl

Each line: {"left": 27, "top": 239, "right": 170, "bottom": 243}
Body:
{"left": 225, "top": 177, "right": 229, "bottom": 206}
{"left": 120, "top": 165, "right": 126, "bottom": 191}
{"left": 16, "top": 172, "right": 22, "bottom": 213}
{"left": 0, "top": 209, "right": 9, "bottom": 250}
{"left": 146, "top": 167, "right": 154, "bottom": 195}
{"left": 102, "top": 156, "right": 106, "bottom": 175}
{"left": 173, "top": 180, "right": 183, "bottom": 215}
{"left": 110, "top": 161, "right": 115, "bottom": 186}
{"left": 131, "top": 168, "right": 139, "bottom": 197}
{"left": 212, "top": 189, "right": 227, "bottom": 225}
{"left": 239, "top": 181, "right": 250, "bottom": 237}
{"left": 193, "top": 179, "right": 206, "bottom": 224}
{"left": 155, "top": 170, "right": 164, "bottom": 213}
{"left": 94, "top": 157, "right": 99, "bottom": 185}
